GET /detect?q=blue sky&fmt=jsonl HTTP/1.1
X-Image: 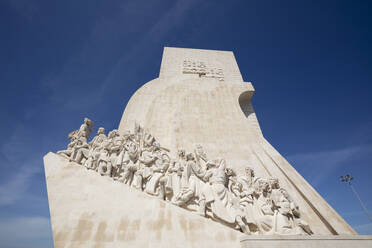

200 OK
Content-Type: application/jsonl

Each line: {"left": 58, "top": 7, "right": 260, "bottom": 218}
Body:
{"left": 1, "top": 0, "right": 371, "bottom": 247}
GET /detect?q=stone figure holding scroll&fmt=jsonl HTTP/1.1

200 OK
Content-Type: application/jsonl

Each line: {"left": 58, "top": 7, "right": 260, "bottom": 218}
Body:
{"left": 145, "top": 152, "right": 171, "bottom": 199}
{"left": 252, "top": 178, "right": 275, "bottom": 234}
{"left": 85, "top": 127, "right": 107, "bottom": 170}
{"left": 199, "top": 159, "right": 236, "bottom": 221}
{"left": 172, "top": 153, "right": 205, "bottom": 208}
{"left": 233, "top": 167, "right": 259, "bottom": 233}
{"left": 97, "top": 147, "right": 112, "bottom": 177}
{"left": 56, "top": 119, "right": 313, "bottom": 236}
{"left": 166, "top": 149, "right": 186, "bottom": 201}
{"left": 118, "top": 141, "right": 139, "bottom": 185}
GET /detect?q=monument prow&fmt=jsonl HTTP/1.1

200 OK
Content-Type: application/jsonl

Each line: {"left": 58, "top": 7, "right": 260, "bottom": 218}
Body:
{"left": 45, "top": 47, "right": 372, "bottom": 247}
{"left": 44, "top": 152, "right": 241, "bottom": 248}
{"left": 118, "top": 47, "right": 355, "bottom": 235}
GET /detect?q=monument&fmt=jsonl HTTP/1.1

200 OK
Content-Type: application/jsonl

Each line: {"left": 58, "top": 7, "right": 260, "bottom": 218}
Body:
{"left": 44, "top": 47, "right": 372, "bottom": 247}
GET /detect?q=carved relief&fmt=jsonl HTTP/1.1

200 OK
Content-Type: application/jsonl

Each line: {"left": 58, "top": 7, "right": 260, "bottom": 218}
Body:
{"left": 57, "top": 118, "right": 312, "bottom": 235}
{"left": 183, "top": 59, "right": 224, "bottom": 81}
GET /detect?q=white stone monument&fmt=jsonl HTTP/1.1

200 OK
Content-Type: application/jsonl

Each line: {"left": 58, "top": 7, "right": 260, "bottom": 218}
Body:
{"left": 44, "top": 47, "right": 372, "bottom": 247}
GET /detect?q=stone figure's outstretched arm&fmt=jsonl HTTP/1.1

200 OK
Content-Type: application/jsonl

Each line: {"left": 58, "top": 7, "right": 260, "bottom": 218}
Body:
{"left": 56, "top": 118, "right": 314, "bottom": 236}
{"left": 203, "top": 170, "right": 213, "bottom": 182}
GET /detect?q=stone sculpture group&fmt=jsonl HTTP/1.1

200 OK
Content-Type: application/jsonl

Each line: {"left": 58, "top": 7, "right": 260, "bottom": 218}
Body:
{"left": 58, "top": 118, "right": 313, "bottom": 236}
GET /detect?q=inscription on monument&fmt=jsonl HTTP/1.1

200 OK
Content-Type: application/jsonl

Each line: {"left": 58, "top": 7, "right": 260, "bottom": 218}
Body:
{"left": 183, "top": 59, "right": 224, "bottom": 81}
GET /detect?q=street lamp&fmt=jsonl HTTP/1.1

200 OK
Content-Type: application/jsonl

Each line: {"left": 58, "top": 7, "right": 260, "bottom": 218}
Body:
{"left": 340, "top": 174, "right": 372, "bottom": 222}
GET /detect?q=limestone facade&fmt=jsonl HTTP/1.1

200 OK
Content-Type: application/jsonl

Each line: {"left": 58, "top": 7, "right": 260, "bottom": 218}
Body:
{"left": 44, "top": 152, "right": 241, "bottom": 248}
{"left": 44, "top": 47, "right": 372, "bottom": 248}
{"left": 56, "top": 117, "right": 314, "bottom": 236}
{"left": 118, "top": 47, "right": 355, "bottom": 235}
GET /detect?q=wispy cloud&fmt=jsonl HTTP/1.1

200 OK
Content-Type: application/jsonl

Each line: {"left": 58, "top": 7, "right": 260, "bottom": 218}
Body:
{"left": 146, "top": 0, "right": 200, "bottom": 39}
{"left": 98, "top": 0, "right": 201, "bottom": 99}
{"left": 0, "top": 165, "right": 39, "bottom": 206}
{"left": 0, "top": 124, "right": 43, "bottom": 206}
{"left": 353, "top": 222, "right": 372, "bottom": 235}
{"left": 0, "top": 216, "right": 52, "bottom": 248}
{"left": 1, "top": 125, "right": 40, "bottom": 164}
{"left": 0, "top": 119, "right": 51, "bottom": 246}
{"left": 341, "top": 210, "right": 366, "bottom": 218}
{"left": 43, "top": 0, "right": 201, "bottom": 111}
{"left": 287, "top": 145, "right": 372, "bottom": 187}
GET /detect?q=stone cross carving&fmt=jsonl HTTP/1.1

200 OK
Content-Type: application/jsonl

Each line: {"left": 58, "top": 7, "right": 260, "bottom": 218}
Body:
{"left": 57, "top": 117, "right": 312, "bottom": 235}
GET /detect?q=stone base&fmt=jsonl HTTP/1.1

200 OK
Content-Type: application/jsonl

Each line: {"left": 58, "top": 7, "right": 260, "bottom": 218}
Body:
{"left": 45, "top": 152, "right": 372, "bottom": 248}
{"left": 44, "top": 152, "right": 241, "bottom": 248}
{"left": 240, "top": 235, "right": 372, "bottom": 248}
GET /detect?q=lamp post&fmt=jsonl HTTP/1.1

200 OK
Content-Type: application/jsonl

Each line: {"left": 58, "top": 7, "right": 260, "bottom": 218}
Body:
{"left": 340, "top": 174, "right": 372, "bottom": 222}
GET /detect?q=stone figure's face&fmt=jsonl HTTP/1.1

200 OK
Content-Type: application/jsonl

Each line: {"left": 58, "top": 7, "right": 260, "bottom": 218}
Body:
{"left": 153, "top": 142, "right": 160, "bottom": 150}
{"left": 129, "top": 142, "right": 137, "bottom": 153}
{"left": 84, "top": 118, "right": 92, "bottom": 126}
{"left": 108, "top": 131, "right": 113, "bottom": 138}
{"left": 144, "top": 134, "right": 154, "bottom": 146}
{"left": 178, "top": 149, "right": 185, "bottom": 158}
{"left": 108, "top": 130, "right": 118, "bottom": 139}
{"left": 186, "top": 153, "right": 194, "bottom": 161}
{"left": 280, "top": 188, "right": 289, "bottom": 199}
{"left": 245, "top": 167, "right": 254, "bottom": 177}
{"left": 162, "top": 154, "right": 170, "bottom": 164}
{"left": 195, "top": 145, "right": 205, "bottom": 156}
{"left": 269, "top": 178, "right": 279, "bottom": 189}
{"left": 225, "top": 168, "right": 234, "bottom": 177}
{"left": 257, "top": 179, "right": 270, "bottom": 192}
{"left": 97, "top": 128, "right": 105, "bottom": 135}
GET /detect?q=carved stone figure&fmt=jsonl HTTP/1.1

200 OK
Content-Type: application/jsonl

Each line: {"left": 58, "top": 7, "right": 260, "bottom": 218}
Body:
{"left": 172, "top": 153, "right": 205, "bottom": 208}
{"left": 272, "top": 187, "right": 313, "bottom": 235}
{"left": 57, "top": 119, "right": 93, "bottom": 160}
{"left": 145, "top": 152, "right": 170, "bottom": 199}
{"left": 200, "top": 160, "right": 235, "bottom": 221}
{"left": 226, "top": 168, "right": 252, "bottom": 234}
{"left": 118, "top": 141, "right": 139, "bottom": 185}
{"left": 97, "top": 148, "right": 112, "bottom": 177}
{"left": 85, "top": 127, "right": 107, "bottom": 170}
{"left": 56, "top": 119, "right": 313, "bottom": 236}
{"left": 269, "top": 178, "right": 281, "bottom": 205}
{"left": 234, "top": 167, "right": 259, "bottom": 233}
{"left": 253, "top": 178, "right": 275, "bottom": 234}
{"left": 143, "top": 133, "right": 155, "bottom": 148}
{"left": 135, "top": 141, "right": 161, "bottom": 190}
{"left": 166, "top": 149, "right": 186, "bottom": 201}
{"left": 195, "top": 144, "right": 207, "bottom": 163}
{"left": 57, "top": 134, "right": 78, "bottom": 159}
{"left": 78, "top": 117, "right": 93, "bottom": 140}
{"left": 90, "top": 128, "right": 107, "bottom": 149}
{"left": 70, "top": 136, "right": 90, "bottom": 164}
{"left": 105, "top": 130, "right": 124, "bottom": 178}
